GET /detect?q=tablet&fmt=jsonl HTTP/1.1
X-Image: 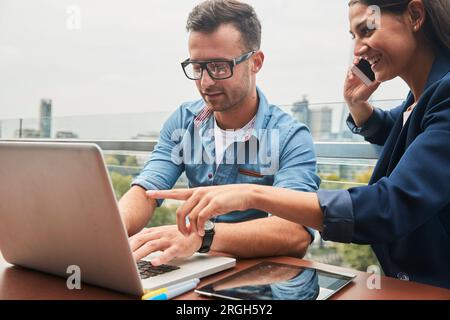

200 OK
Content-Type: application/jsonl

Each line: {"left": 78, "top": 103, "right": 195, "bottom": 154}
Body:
{"left": 195, "top": 261, "right": 356, "bottom": 300}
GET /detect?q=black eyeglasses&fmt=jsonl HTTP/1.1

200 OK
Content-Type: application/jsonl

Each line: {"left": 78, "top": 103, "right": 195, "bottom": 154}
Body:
{"left": 181, "top": 51, "right": 256, "bottom": 80}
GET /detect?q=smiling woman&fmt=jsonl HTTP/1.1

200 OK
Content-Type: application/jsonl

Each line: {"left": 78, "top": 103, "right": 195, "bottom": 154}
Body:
{"left": 348, "top": 0, "right": 450, "bottom": 55}
{"left": 345, "top": 0, "right": 450, "bottom": 126}
{"left": 147, "top": 0, "right": 450, "bottom": 290}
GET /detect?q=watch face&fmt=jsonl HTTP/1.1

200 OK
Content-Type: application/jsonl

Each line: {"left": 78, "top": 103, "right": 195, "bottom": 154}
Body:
{"left": 204, "top": 219, "right": 214, "bottom": 231}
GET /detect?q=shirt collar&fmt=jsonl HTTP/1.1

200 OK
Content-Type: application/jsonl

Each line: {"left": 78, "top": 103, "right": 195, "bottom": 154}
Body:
{"left": 190, "top": 86, "right": 272, "bottom": 141}
{"left": 251, "top": 86, "right": 271, "bottom": 140}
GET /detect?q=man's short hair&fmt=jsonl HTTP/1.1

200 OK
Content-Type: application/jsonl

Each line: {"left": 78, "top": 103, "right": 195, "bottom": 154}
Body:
{"left": 186, "top": 0, "right": 262, "bottom": 51}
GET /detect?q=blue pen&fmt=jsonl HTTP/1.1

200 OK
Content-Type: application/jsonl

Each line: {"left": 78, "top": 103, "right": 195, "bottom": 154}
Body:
{"left": 146, "top": 279, "right": 200, "bottom": 300}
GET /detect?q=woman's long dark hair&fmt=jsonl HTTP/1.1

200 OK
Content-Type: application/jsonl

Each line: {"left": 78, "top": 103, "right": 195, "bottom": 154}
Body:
{"left": 349, "top": 0, "right": 450, "bottom": 54}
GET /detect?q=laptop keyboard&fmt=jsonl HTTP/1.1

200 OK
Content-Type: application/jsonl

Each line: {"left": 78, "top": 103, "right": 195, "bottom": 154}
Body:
{"left": 137, "top": 260, "right": 180, "bottom": 279}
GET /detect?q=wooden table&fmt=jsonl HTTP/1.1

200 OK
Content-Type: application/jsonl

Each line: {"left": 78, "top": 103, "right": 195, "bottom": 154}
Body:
{"left": 1, "top": 253, "right": 449, "bottom": 300}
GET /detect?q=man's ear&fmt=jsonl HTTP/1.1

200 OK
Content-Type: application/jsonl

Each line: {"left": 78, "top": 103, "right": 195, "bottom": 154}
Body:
{"left": 252, "top": 51, "right": 264, "bottom": 74}
{"left": 407, "top": 0, "right": 426, "bottom": 32}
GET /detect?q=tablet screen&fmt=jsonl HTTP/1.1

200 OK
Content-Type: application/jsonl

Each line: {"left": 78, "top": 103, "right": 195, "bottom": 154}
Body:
{"left": 196, "top": 261, "right": 355, "bottom": 300}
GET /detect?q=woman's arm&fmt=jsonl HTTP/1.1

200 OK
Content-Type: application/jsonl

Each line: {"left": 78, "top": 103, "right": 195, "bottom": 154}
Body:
{"left": 146, "top": 184, "right": 324, "bottom": 236}
{"left": 249, "top": 186, "right": 324, "bottom": 231}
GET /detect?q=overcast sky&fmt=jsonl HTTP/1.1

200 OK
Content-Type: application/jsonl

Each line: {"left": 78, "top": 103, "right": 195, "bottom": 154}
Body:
{"left": 0, "top": 0, "right": 409, "bottom": 120}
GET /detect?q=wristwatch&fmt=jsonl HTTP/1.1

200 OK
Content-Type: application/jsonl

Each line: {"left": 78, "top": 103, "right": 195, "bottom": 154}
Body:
{"left": 198, "top": 219, "right": 215, "bottom": 253}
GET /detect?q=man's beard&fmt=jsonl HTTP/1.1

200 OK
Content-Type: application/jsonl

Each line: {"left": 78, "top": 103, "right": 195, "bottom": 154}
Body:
{"left": 204, "top": 80, "right": 250, "bottom": 112}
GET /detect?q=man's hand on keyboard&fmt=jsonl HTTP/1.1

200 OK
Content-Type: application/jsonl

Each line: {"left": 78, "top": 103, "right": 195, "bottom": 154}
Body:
{"left": 129, "top": 225, "right": 203, "bottom": 266}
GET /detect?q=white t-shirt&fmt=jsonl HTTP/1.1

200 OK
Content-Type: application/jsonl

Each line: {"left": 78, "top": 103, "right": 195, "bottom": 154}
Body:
{"left": 214, "top": 115, "right": 256, "bottom": 168}
{"left": 403, "top": 102, "right": 417, "bottom": 126}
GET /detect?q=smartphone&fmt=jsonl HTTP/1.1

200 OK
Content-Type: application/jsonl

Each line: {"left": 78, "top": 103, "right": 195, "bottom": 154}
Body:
{"left": 351, "top": 58, "right": 375, "bottom": 86}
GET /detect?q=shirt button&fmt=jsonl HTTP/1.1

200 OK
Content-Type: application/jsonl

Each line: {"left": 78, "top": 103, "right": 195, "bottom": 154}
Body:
{"left": 397, "top": 272, "right": 409, "bottom": 281}
{"left": 208, "top": 173, "right": 213, "bottom": 179}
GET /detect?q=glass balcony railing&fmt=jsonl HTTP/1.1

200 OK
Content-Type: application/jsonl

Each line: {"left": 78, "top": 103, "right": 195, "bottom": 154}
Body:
{"left": 1, "top": 99, "right": 403, "bottom": 272}
{"left": 0, "top": 99, "right": 403, "bottom": 142}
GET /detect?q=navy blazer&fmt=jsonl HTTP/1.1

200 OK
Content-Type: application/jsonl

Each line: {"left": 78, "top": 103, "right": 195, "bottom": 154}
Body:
{"left": 318, "top": 49, "right": 450, "bottom": 289}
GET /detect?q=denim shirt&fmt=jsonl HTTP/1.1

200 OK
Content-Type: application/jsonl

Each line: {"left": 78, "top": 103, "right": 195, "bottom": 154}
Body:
{"left": 132, "top": 87, "right": 320, "bottom": 229}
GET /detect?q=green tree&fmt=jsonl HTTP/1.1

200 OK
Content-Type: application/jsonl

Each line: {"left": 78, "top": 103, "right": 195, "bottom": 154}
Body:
{"left": 105, "top": 155, "right": 120, "bottom": 166}
{"left": 124, "top": 155, "right": 139, "bottom": 167}
{"left": 335, "top": 243, "right": 379, "bottom": 271}
{"left": 355, "top": 169, "right": 374, "bottom": 184}
{"left": 114, "top": 154, "right": 127, "bottom": 165}
{"left": 110, "top": 172, "right": 133, "bottom": 199}
{"left": 146, "top": 205, "right": 177, "bottom": 228}
{"left": 105, "top": 154, "right": 138, "bottom": 167}
{"left": 109, "top": 167, "right": 177, "bottom": 228}
{"left": 322, "top": 173, "right": 340, "bottom": 181}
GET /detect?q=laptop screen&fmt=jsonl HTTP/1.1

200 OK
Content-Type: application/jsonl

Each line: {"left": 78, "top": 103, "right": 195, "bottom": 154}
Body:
{"left": 195, "top": 261, "right": 355, "bottom": 300}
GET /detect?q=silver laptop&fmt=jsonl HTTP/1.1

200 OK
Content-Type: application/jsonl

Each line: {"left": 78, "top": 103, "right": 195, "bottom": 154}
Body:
{"left": 0, "top": 142, "right": 236, "bottom": 296}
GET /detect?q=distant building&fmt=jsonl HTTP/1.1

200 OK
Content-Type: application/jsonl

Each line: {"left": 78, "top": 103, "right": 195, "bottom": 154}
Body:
{"left": 291, "top": 96, "right": 310, "bottom": 126}
{"left": 55, "top": 131, "right": 79, "bottom": 139}
{"left": 14, "top": 128, "right": 41, "bottom": 138}
{"left": 309, "top": 106, "right": 333, "bottom": 141}
{"left": 39, "top": 99, "right": 52, "bottom": 138}
{"left": 292, "top": 97, "right": 333, "bottom": 140}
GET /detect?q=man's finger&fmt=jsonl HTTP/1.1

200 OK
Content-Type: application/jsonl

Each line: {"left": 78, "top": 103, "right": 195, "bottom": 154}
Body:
{"left": 129, "top": 230, "right": 166, "bottom": 252}
{"left": 176, "top": 196, "right": 201, "bottom": 236}
{"left": 133, "top": 239, "right": 169, "bottom": 262}
{"left": 186, "top": 197, "right": 211, "bottom": 236}
{"left": 151, "top": 247, "right": 179, "bottom": 266}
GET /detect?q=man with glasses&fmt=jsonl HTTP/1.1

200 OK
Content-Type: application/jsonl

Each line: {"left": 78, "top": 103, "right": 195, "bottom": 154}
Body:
{"left": 119, "top": 0, "right": 320, "bottom": 266}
